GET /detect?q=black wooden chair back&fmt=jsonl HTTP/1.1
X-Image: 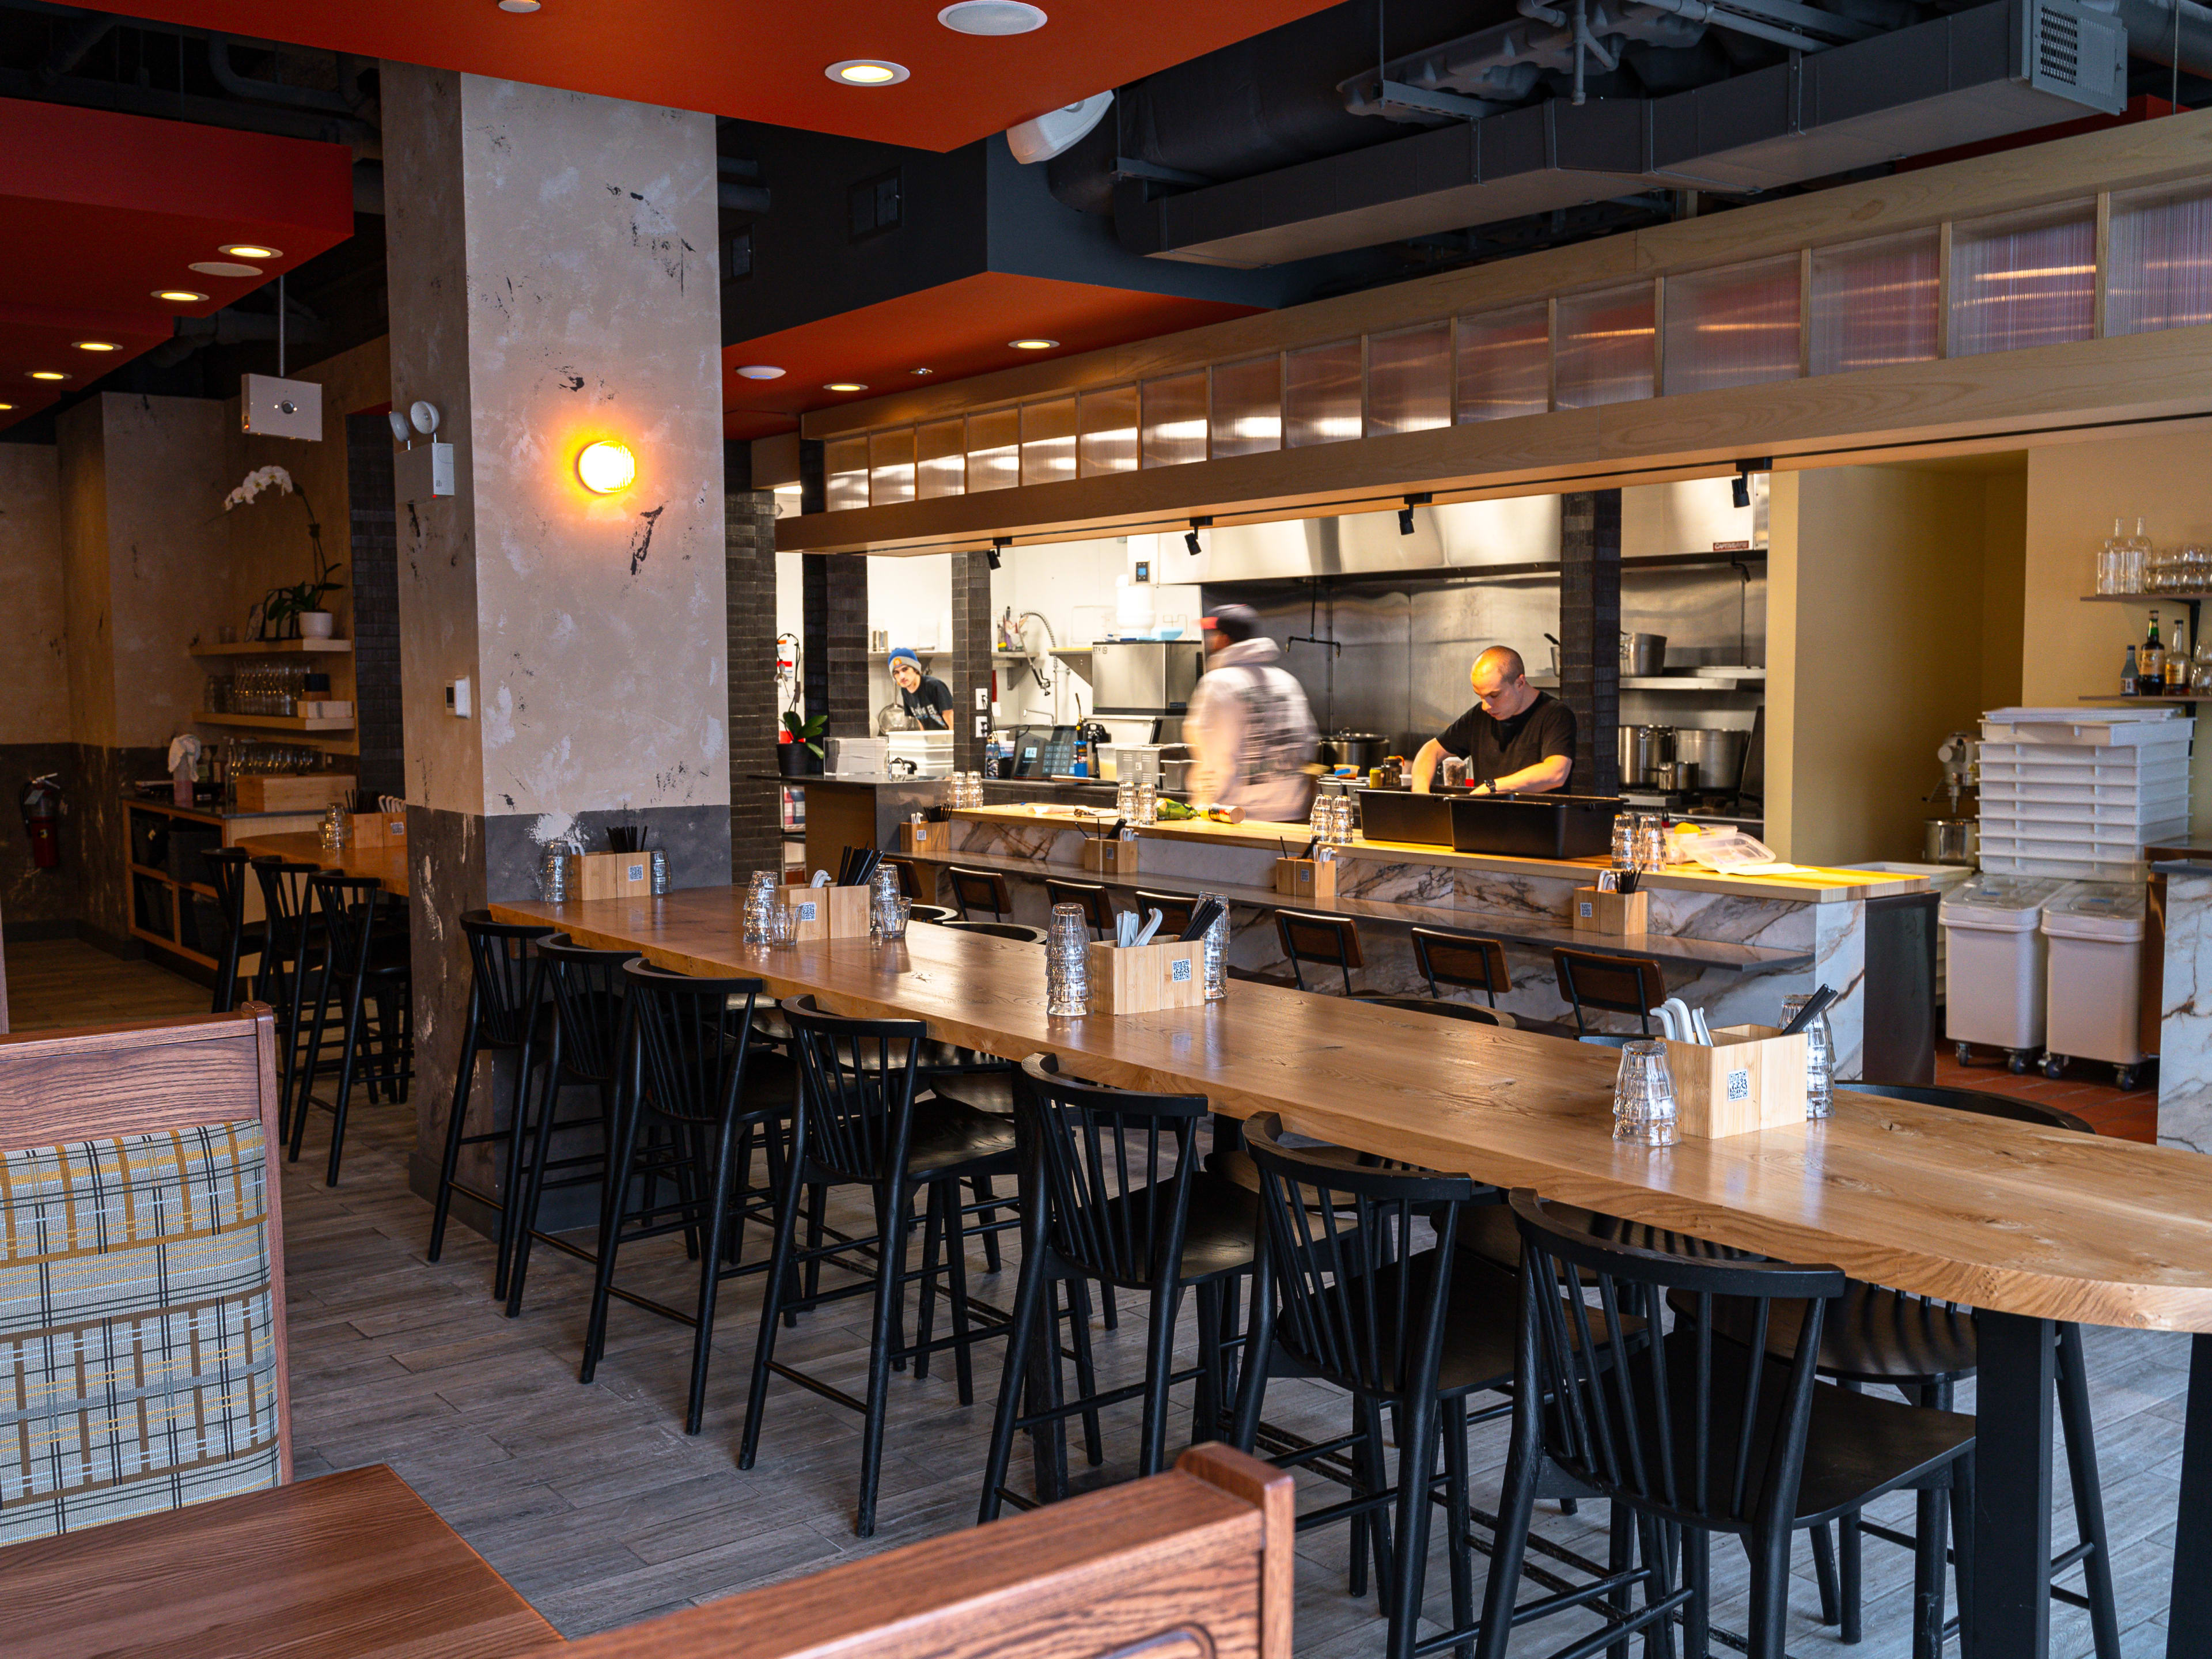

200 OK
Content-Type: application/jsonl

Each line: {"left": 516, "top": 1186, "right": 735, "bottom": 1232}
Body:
{"left": 1044, "top": 878, "right": 1117, "bottom": 938}
{"left": 948, "top": 866, "right": 1013, "bottom": 921}
{"left": 940, "top": 920, "right": 1043, "bottom": 944}
{"left": 1242, "top": 1111, "right": 1476, "bottom": 1399}
{"left": 1410, "top": 926, "right": 1512, "bottom": 1005}
{"left": 250, "top": 856, "right": 321, "bottom": 978}
{"left": 1274, "top": 909, "right": 1363, "bottom": 995}
{"left": 1552, "top": 947, "right": 1667, "bottom": 1034}
{"left": 1131, "top": 891, "right": 1198, "bottom": 937}
{"left": 886, "top": 855, "right": 927, "bottom": 900}
{"left": 307, "top": 873, "right": 389, "bottom": 983}
{"left": 540, "top": 935, "right": 642, "bottom": 1083}
{"left": 1014, "top": 1055, "right": 1208, "bottom": 1291}
{"left": 459, "top": 911, "right": 552, "bottom": 1050}
{"left": 622, "top": 959, "right": 768, "bottom": 1133}
{"left": 202, "top": 847, "right": 256, "bottom": 1012}
{"left": 781, "top": 994, "right": 927, "bottom": 1185}
{"left": 1508, "top": 1187, "right": 1843, "bottom": 1533}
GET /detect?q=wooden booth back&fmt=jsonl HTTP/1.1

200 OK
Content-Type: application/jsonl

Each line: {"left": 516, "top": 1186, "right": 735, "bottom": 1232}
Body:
{"left": 0, "top": 1008, "right": 291, "bottom": 1544}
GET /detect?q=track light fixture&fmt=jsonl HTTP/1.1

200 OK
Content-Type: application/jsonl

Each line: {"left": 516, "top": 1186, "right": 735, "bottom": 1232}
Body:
{"left": 986, "top": 536, "right": 1010, "bottom": 570}
{"left": 1731, "top": 457, "right": 1771, "bottom": 511}
{"left": 1398, "top": 491, "right": 1433, "bottom": 535}
{"left": 1185, "top": 516, "right": 1213, "bottom": 556}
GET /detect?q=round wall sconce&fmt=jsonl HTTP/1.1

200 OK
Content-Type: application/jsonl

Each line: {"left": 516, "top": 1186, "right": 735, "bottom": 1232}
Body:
{"left": 576, "top": 440, "right": 636, "bottom": 494}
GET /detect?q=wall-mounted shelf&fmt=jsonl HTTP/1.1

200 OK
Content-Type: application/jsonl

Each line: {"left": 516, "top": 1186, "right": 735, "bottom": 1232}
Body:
{"left": 190, "top": 638, "right": 353, "bottom": 656}
{"left": 1531, "top": 672, "right": 1764, "bottom": 692}
{"left": 2078, "top": 694, "right": 2206, "bottom": 703}
{"left": 192, "top": 710, "right": 357, "bottom": 732}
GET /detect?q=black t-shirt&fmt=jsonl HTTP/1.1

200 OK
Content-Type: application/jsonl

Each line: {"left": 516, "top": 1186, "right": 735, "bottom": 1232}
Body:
{"left": 899, "top": 673, "right": 956, "bottom": 729}
{"left": 1437, "top": 691, "right": 1577, "bottom": 788}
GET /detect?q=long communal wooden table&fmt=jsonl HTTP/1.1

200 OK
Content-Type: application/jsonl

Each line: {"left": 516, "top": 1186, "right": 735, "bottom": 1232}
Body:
{"left": 491, "top": 885, "right": 2212, "bottom": 1659}
{"left": 237, "top": 829, "right": 411, "bottom": 896}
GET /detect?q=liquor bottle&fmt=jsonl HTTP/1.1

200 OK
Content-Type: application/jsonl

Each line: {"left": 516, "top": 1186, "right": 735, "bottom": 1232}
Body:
{"left": 2170, "top": 619, "right": 2193, "bottom": 694}
{"left": 2122, "top": 644, "right": 2139, "bottom": 696}
{"left": 2140, "top": 610, "right": 2166, "bottom": 696}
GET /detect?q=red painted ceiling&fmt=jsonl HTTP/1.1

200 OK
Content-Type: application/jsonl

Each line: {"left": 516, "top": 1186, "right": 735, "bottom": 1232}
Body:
{"left": 117, "top": 2, "right": 1340, "bottom": 153}
{"left": 721, "top": 272, "right": 1260, "bottom": 441}
{"left": 0, "top": 99, "right": 356, "bottom": 430}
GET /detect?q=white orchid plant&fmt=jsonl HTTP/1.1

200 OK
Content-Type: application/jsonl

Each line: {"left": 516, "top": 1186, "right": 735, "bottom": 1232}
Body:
{"left": 224, "top": 464, "right": 343, "bottom": 638}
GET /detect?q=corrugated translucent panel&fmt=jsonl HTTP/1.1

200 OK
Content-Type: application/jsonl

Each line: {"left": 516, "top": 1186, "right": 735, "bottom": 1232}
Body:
{"left": 1809, "top": 229, "right": 1939, "bottom": 376}
{"left": 868, "top": 428, "right": 915, "bottom": 506}
{"left": 1142, "top": 372, "right": 1209, "bottom": 467}
{"left": 1283, "top": 338, "right": 1363, "bottom": 448}
{"left": 1020, "top": 398, "right": 1078, "bottom": 487}
{"left": 2108, "top": 180, "right": 2212, "bottom": 336}
{"left": 825, "top": 436, "right": 869, "bottom": 511}
{"left": 916, "top": 419, "right": 965, "bottom": 498}
{"left": 1210, "top": 355, "right": 1282, "bottom": 457}
{"left": 1663, "top": 256, "right": 1801, "bottom": 395}
{"left": 1950, "top": 203, "right": 2095, "bottom": 357}
{"left": 1554, "top": 285, "right": 1654, "bottom": 408}
{"left": 1366, "top": 322, "right": 1451, "bottom": 435}
{"left": 1456, "top": 304, "right": 1550, "bottom": 422}
{"left": 966, "top": 407, "right": 1020, "bottom": 494}
{"left": 1079, "top": 385, "right": 1139, "bottom": 476}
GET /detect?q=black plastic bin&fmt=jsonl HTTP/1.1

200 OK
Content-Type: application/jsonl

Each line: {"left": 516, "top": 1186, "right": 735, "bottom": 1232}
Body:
{"left": 1448, "top": 793, "right": 1621, "bottom": 860}
{"left": 167, "top": 824, "right": 222, "bottom": 886}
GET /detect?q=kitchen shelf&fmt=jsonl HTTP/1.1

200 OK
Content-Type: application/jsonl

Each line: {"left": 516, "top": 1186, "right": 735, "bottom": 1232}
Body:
{"left": 2078, "top": 694, "right": 2207, "bottom": 703}
{"left": 2078, "top": 594, "right": 2209, "bottom": 604}
{"left": 190, "top": 638, "right": 353, "bottom": 656}
{"left": 191, "top": 710, "right": 357, "bottom": 732}
{"left": 1530, "top": 672, "right": 1764, "bottom": 692}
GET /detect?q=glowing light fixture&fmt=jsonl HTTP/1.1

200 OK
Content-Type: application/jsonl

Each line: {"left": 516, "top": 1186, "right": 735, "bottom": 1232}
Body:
{"left": 28, "top": 371, "right": 67, "bottom": 381}
{"left": 734, "top": 364, "right": 785, "bottom": 380}
{"left": 74, "top": 340, "right": 119, "bottom": 353}
{"left": 823, "top": 381, "right": 869, "bottom": 393}
{"left": 1009, "top": 337, "right": 1059, "bottom": 350}
{"left": 575, "top": 440, "right": 637, "bottom": 494}
{"left": 827, "top": 59, "right": 909, "bottom": 85}
{"left": 0, "top": 403, "right": 13, "bottom": 411}
{"left": 910, "top": 367, "right": 934, "bottom": 376}
{"left": 219, "top": 243, "right": 281, "bottom": 260}
{"left": 191, "top": 261, "right": 262, "bottom": 278}
{"left": 153, "top": 289, "right": 209, "bottom": 303}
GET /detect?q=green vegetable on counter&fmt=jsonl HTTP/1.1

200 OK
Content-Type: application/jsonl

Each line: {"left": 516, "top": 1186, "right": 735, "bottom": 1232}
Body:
{"left": 1154, "top": 798, "right": 1199, "bottom": 821}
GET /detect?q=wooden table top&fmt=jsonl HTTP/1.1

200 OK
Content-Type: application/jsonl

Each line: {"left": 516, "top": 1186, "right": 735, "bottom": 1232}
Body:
{"left": 237, "top": 830, "right": 411, "bottom": 897}
{"left": 0, "top": 1464, "right": 559, "bottom": 1659}
{"left": 493, "top": 885, "right": 2212, "bottom": 1335}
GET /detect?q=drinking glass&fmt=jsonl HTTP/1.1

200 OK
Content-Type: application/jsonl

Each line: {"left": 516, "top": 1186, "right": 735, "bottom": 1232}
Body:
{"left": 743, "top": 870, "right": 778, "bottom": 946}
{"left": 540, "top": 849, "right": 571, "bottom": 903}
{"left": 1116, "top": 779, "right": 1137, "bottom": 822}
{"left": 766, "top": 896, "right": 798, "bottom": 948}
{"left": 1612, "top": 1040, "right": 1679, "bottom": 1146}
{"left": 1046, "top": 903, "right": 1091, "bottom": 1016}
{"left": 1134, "top": 782, "right": 1157, "bottom": 826}
{"left": 877, "top": 896, "right": 912, "bottom": 942}
{"left": 1611, "top": 812, "right": 1636, "bottom": 870}
{"left": 1634, "top": 813, "right": 1666, "bottom": 870}
{"left": 1780, "top": 993, "right": 1835, "bottom": 1120}
{"left": 1197, "top": 890, "right": 1231, "bottom": 1001}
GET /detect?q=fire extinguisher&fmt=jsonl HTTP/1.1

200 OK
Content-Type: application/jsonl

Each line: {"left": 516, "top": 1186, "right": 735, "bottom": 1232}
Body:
{"left": 21, "top": 774, "right": 62, "bottom": 870}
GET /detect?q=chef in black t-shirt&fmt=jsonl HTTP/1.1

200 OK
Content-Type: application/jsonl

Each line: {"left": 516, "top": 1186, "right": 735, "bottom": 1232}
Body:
{"left": 1410, "top": 646, "right": 1577, "bottom": 795}
{"left": 888, "top": 647, "right": 956, "bottom": 730}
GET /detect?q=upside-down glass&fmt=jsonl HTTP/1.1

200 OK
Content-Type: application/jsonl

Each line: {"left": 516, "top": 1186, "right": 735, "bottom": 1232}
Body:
{"left": 1197, "top": 890, "right": 1231, "bottom": 1001}
{"left": 1780, "top": 993, "right": 1835, "bottom": 1120}
{"left": 1046, "top": 903, "right": 1090, "bottom": 1016}
{"left": 1612, "top": 1040, "right": 1679, "bottom": 1146}
{"left": 743, "top": 870, "right": 778, "bottom": 946}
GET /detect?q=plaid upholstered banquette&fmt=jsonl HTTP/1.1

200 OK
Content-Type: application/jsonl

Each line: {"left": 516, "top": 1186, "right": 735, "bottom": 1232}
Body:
{"left": 0, "top": 1009, "right": 290, "bottom": 1542}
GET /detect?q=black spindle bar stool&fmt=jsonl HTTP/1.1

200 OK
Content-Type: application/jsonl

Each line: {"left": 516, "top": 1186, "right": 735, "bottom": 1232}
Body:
{"left": 1477, "top": 1191, "right": 1978, "bottom": 1659}
{"left": 1550, "top": 946, "right": 1666, "bottom": 1035}
{"left": 979, "top": 1055, "right": 1254, "bottom": 1520}
{"left": 1274, "top": 908, "right": 1363, "bottom": 994}
{"left": 200, "top": 847, "right": 264, "bottom": 1014}
{"left": 291, "top": 873, "right": 413, "bottom": 1185}
{"left": 428, "top": 912, "right": 555, "bottom": 1291}
{"left": 249, "top": 855, "right": 329, "bottom": 1125}
{"left": 1409, "top": 925, "right": 1512, "bottom": 1007}
{"left": 576, "top": 960, "right": 796, "bottom": 1434}
{"left": 740, "top": 995, "right": 1018, "bottom": 1537}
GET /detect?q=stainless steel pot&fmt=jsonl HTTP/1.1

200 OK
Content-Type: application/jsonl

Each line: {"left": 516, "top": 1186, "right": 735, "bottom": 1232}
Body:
{"left": 1621, "top": 632, "right": 1667, "bottom": 677}
{"left": 1318, "top": 731, "right": 1389, "bottom": 770}
{"left": 1923, "top": 817, "right": 1979, "bottom": 866}
{"left": 1673, "top": 728, "right": 1749, "bottom": 794}
{"left": 1616, "top": 725, "right": 1676, "bottom": 786}
{"left": 1658, "top": 761, "right": 1700, "bottom": 794}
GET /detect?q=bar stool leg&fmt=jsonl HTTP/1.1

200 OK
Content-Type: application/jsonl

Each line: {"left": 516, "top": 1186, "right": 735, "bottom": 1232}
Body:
{"left": 580, "top": 1071, "right": 647, "bottom": 1385}
{"left": 739, "top": 1124, "right": 809, "bottom": 1473}
{"left": 977, "top": 1223, "right": 1053, "bottom": 1523}
{"left": 854, "top": 1175, "right": 914, "bottom": 1537}
{"left": 1441, "top": 1398, "right": 1475, "bottom": 1659}
{"left": 683, "top": 1111, "right": 743, "bottom": 1435}
{"left": 1810, "top": 1524, "right": 1842, "bottom": 1626}
{"left": 428, "top": 999, "right": 484, "bottom": 1263}
{"left": 497, "top": 1025, "right": 558, "bottom": 1306}
{"left": 2056, "top": 1323, "right": 2123, "bottom": 1659}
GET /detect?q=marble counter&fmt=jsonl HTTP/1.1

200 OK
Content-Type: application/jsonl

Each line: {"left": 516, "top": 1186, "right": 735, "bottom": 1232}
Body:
{"left": 2158, "top": 862, "right": 2212, "bottom": 1152}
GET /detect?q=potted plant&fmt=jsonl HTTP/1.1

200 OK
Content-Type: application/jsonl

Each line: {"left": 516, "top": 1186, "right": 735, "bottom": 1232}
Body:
{"left": 779, "top": 709, "right": 825, "bottom": 776}
{"left": 224, "top": 465, "right": 344, "bottom": 639}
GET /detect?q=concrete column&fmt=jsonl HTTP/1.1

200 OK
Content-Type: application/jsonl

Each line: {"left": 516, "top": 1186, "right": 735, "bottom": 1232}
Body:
{"left": 1560, "top": 490, "right": 1622, "bottom": 796}
{"left": 381, "top": 63, "right": 729, "bottom": 1205}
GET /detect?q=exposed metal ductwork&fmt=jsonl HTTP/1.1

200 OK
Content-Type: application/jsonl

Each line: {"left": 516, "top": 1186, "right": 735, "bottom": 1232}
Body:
{"left": 2084, "top": 0, "right": 2212, "bottom": 76}
{"left": 1109, "top": 0, "right": 2128, "bottom": 267}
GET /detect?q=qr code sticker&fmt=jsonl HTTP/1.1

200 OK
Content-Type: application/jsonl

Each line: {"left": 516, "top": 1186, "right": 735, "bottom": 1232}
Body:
{"left": 627, "top": 863, "right": 646, "bottom": 882}
{"left": 1170, "top": 959, "right": 1193, "bottom": 983}
{"left": 797, "top": 901, "right": 818, "bottom": 922}
{"left": 1726, "top": 1069, "right": 1750, "bottom": 1102}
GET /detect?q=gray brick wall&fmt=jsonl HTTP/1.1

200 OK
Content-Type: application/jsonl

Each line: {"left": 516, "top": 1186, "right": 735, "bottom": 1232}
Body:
{"left": 950, "top": 549, "right": 993, "bottom": 773}
{"left": 804, "top": 553, "right": 870, "bottom": 738}
{"left": 726, "top": 487, "right": 781, "bottom": 880}
{"left": 344, "top": 412, "right": 404, "bottom": 802}
{"left": 1559, "top": 490, "right": 1622, "bottom": 797}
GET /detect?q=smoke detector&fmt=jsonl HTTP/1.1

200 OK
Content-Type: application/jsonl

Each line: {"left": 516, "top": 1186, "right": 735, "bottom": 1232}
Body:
{"left": 939, "top": 2, "right": 1047, "bottom": 33}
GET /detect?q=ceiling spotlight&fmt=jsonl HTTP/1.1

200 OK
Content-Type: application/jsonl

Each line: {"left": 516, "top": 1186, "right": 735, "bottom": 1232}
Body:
{"left": 0, "top": 403, "right": 13, "bottom": 411}
{"left": 1397, "top": 491, "right": 1432, "bottom": 536}
{"left": 823, "top": 381, "right": 869, "bottom": 393}
{"left": 219, "top": 243, "right": 281, "bottom": 260}
{"left": 28, "top": 371, "right": 67, "bottom": 382}
{"left": 498, "top": 0, "right": 541, "bottom": 10}
{"left": 74, "top": 340, "right": 120, "bottom": 353}
{"left": 1185, "top": 515, "right": 1213, "bottom": 556}
{"left": 576, "top": 440, "right": 637, "bottom": 494}
{"left": 1009, "top": 338, "right": 1059, "bottom": 350}
{"left": 190, "top": 261, "right": 262, "bottom": 278}
{"left": 939, "top": 1, "right": 1048, "bottom": 34}
{"left": 734, "top": 364, "right": 786, "bottom": 380}
{"left": 827, "top": 59, "right": 910, "bottom": 86}
{"left": 153, "top": 289, "right": 209, "bottom": 304}
{"left": 1731, "top": 456, "right": 1770, "bottom": 511}
{"left": 985, "top": 536, "right": 1011, "bottom": 570}
{"left": 911, "top": 367, "right": 934, "bottom": 376}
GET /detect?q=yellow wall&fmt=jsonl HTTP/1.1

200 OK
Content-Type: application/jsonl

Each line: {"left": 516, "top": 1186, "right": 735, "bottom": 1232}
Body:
{"left": 1770, "top": 463, "right": 2014, "bottom": 865}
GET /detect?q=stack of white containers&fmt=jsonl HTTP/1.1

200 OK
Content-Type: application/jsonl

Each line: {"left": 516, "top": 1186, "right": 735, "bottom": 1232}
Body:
{"left": 1976, "top": 707, "right": 2192, "bottom": 881}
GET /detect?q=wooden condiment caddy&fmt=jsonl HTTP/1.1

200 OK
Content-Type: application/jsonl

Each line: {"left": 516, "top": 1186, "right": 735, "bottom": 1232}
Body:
{"left": 1662, "top": 1024, "right": 1808, "bottom": 1138}
{"left": 1081, "top": 836, "right": 1140, "bottom": 875}
{"left": 899, "top": 820, "right": 949, "bottom": 856}
{"left": 1570, "top": 886, "right": 1647, "bottom": 934}
{"left": 1085, "top": 938, "right": 1205, "bottom": 1014}
{"left": 574, "top": 851, "right": 654, "bottom": 901}
{"left": 349, "top": 810, "right": 408, "bottom": 849}
{"left": 774, "top": 883, "right": 873, "bottom": 941}
{"left": 1272, "top": 854, "right": 1336, "bottom": 900}
{"left": 232, "top": 774, "right": 355, "bottom": 813}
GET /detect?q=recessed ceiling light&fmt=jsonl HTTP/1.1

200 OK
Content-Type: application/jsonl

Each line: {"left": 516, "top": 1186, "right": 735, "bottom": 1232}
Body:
{"left": 74, "top": 340, "right": 119, "bottom": 353}
{"left": 153, "top": 289, "right": 209, "bottom": 303}
{"left": 734, "top": 364, "right": 786, "bottom": 380}
{"left": 190, "top": 261, "right": 262, "bottom": 278}
{"left": 28, "top": 371, "right": 67, "bottom": 381}
{"left": 910, "top": 367, "right": 934, "bottom": 376}
{"left": 827, "top": 59, "right": 909, "bottom": 86}
{"left": 1009, "top": 337, "right": 1059, "bottom": 350}
{"left": 823, "top": 382, "right": 869, "bottom": 393}
{"left": 0, "top": 403, "right": 13, "bottom": 411}
{"left": 939, "top": 1, "right": 1048, "bottom": 34}
{"left": 498, "top": 0, "right": 541, "bottom": 10}
{"left": 219, "top": 243, "right": 281, "bottom": 260}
